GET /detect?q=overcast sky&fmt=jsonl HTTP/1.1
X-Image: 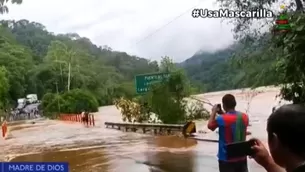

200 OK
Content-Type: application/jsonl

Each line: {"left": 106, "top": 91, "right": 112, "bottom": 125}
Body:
{"left": 3, "top": 0, "right": 235, "bottom": 62}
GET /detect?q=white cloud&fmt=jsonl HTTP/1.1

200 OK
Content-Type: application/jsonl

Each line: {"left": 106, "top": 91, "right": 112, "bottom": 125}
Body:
{"left": 3, "top": 0, "right": 234, "bottom": 62}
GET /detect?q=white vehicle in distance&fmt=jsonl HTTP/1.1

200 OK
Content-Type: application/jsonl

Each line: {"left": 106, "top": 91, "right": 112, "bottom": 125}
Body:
{"left": 17, "top": 98, "right": 27, "bottom": 109}
{"left": 26, "top": 94, "right": 38, "bottom": 104}
{"left": 17, "top": 98, "right": 26, "bottom": 104}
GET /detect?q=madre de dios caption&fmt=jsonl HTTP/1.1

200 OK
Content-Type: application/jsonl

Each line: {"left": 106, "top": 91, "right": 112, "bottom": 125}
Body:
{"left": 1, "top": 162, "right": 69, "bottom": 172}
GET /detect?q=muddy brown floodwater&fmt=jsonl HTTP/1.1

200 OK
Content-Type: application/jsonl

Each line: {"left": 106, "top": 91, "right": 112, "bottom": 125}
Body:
{"left": 0, "top": 87, "right": 281, "bottom": 172}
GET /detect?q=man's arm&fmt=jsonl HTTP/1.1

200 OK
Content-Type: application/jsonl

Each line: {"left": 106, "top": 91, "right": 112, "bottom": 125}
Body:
{"left": 264, "top": 163, "right": 284, "bottom": 172}
{"left": 243, "top": 113, "right": 251, "bottom": 135}
{"left": 250, "top": 138, "right": 284, "bottom": 172}
{"left": 207, "top": 109, "right": 218, "bottom": 131}
{"left": 262, "top": 157, "right": 284, "bottom": 172}
{"left": 245, "top": 114, "right": 250, "bottom": 127}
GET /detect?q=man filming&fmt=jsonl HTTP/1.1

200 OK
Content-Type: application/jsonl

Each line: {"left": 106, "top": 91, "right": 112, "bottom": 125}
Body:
{"left": 250, "top": 104, "right": 305, "bottom": 172}
{"left": 207, "top": 94, "right": 249, "bottom": 172}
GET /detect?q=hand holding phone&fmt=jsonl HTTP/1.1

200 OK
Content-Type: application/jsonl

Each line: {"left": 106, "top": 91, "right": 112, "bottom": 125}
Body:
{"left": 226, "top": 140, "right": 256, "bottom": 159}
{"left": 246, "top": 139, "right": 273, "bottom": 168}
{"left": 216, "top": 104, "right": 224, "bottom": 114}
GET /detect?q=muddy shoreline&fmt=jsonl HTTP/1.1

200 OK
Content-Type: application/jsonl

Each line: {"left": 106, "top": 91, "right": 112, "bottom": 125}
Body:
{"left": 0, "top": 88, "right": 279, "bottom": 171}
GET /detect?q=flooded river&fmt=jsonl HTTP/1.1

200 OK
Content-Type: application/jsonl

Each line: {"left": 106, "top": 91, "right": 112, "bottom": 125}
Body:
{"left": 0, "top": 87, "right": 281, "bottom": 172}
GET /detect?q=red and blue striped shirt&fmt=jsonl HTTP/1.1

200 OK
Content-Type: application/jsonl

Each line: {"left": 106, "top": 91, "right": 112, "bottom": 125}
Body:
{"left": 208, "top": 111, "right": 249, "bottom": 161}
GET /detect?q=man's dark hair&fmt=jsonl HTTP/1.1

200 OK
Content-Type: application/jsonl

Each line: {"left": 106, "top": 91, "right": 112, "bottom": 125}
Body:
{"left": 222, "top": 94, "right": 236, "bottom": 109}
{"left": 267, "top": 104, "right": 305, "bottom": 158}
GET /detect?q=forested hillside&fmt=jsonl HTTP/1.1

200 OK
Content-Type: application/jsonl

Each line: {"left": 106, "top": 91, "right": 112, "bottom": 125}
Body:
{"left": 0, "top": 19, "right": 159, "bottom": 108}
{"left": 180, "top": 40, "right": 278, "bottom": 92}
{"left": 185, "top": 0, "right": 305, "bottom": 104}
{"left": 1, "top": 0, "right": 304, "bottom": 121}
{"left": 1, "top": 8, "right": 304, "bottom": 113}
{"left": 180, "top": 45, "right": 238, "bottom": 92}
{"left": 0, "top": 18, "right": 286, "bottom": 111}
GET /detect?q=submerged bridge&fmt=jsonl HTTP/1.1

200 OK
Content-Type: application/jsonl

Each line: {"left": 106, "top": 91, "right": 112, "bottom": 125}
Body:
{"left": 104, "top": 122, "right": 185, "bottom": 134}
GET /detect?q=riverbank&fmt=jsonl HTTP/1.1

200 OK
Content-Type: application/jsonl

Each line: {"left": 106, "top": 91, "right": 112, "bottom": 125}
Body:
{"left": 0, "top": 87, "right": 281, "bottom": 171}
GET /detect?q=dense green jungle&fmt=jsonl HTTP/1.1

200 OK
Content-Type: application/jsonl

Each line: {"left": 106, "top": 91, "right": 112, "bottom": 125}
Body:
{"left": 1, "top": 0, "right": 305, "bottom": 123}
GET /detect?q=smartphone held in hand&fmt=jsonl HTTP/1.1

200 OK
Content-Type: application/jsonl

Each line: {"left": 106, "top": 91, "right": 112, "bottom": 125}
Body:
{"left": 226, "top": 140, "right": 256, "bottom": 159}
{"left": 216, "top": 104, "right": 224, "bottom": 114}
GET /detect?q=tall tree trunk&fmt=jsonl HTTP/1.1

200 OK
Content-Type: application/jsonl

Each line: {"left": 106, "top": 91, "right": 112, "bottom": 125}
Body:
{"left": 295, "top": 0, "right": 303, "bottom": 11}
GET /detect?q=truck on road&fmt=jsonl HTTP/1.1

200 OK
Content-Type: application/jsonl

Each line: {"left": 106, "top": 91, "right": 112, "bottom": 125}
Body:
{"left": 17, "top": 98, "right": 27, "bottom": 110}
{"left": 26, "top": 94, "right": 38, "bottom": 104}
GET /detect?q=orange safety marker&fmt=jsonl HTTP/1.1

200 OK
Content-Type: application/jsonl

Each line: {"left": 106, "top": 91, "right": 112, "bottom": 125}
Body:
{"left": 2, "top": 120, "right": 7, "bottom": 138}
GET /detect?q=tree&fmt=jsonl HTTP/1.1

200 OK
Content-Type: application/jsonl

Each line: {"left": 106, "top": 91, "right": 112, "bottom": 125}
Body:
{"left": 0, "top": 0, "right": 22, "bottom": 14}
{"left": 216, "top": 0, "right": 302, "bottom": 40}
{"left": 216, "top": 0, "right": 305, "bottom": 103}
{"left": 273, "top": 13, "right": 305, "bottom": 103}
{"left": 42, "top": 89, "right": 99, "bottom": 118}
{"left": 0, "top": 19, "right": 161, "bottom": 115}
{"left": 160, "top": 56, "right": 175, "bottom": 72}
{"left": 114, "top": 56, "right": 209, "bottom": 124}
{"left": 0, "top": 30, "right": 34, "bottom": 101}
{"left": 0, "top": 66, "right": 9, "bottom": 109}
{"left": 146, "top": 57, "right": 191, "bottom": 123}
{"left": 45, "top": 40, "right": 76, "bottom": 92}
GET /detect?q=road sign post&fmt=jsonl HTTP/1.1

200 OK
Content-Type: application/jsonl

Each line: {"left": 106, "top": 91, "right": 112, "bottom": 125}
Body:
{"left": 135, "top": 73, "right": 170, "bottom": 94}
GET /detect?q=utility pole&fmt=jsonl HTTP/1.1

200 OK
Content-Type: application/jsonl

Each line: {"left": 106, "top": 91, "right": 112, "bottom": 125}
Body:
{"left": 67, "top": 52, "right": 73, "bottom": 92}
{"left": 55, "top": 82, "right": 60, "bottom": 114}
{"left": 54, "top": 59, "right": 71, "bottom": 92}
{"left": 68, "top": 61, "right": 71, "bottom": 91}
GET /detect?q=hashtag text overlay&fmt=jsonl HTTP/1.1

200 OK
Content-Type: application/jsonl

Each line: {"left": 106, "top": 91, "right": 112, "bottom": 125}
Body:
{"left": 192, "top": 8, "right": 274, "bottom": 18}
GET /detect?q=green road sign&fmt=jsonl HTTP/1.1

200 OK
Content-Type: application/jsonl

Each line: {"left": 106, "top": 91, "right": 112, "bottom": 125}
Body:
{"left": 135, "top": 72, "right": 170, "bottom": 94}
